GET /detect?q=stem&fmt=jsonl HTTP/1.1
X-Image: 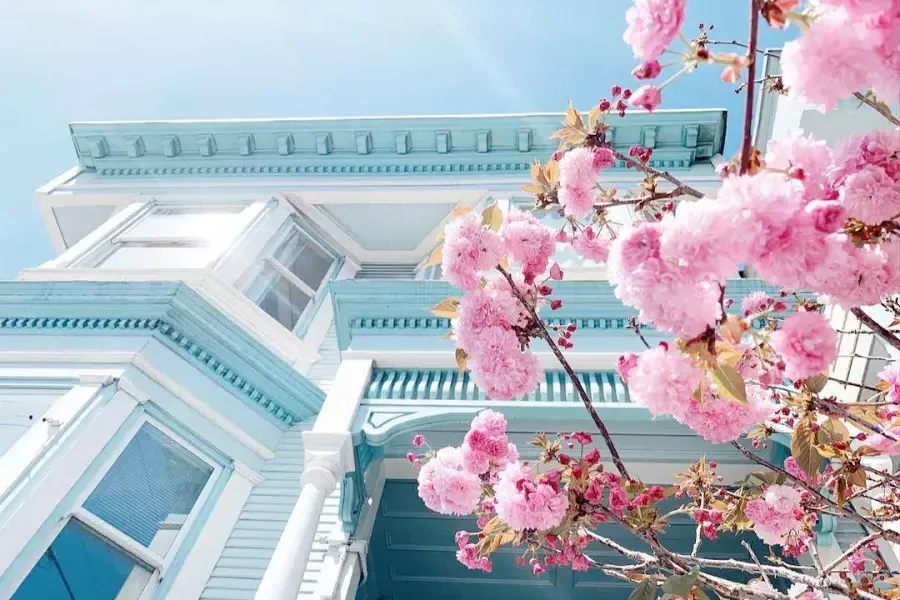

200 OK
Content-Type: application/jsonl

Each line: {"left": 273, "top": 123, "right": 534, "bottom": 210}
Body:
{"left": 851, "top": 307, "right": 900, "bottom": 352}
{"left": 827, "top": 377, "right": 882, "bottom": 393}
{"left": 817, "top": 397, "right": 899, "bottom": 440}
{"left": 822, "top": 532, "right": 883, "bottom": 575}
{"left": 728, "top": 441, "right": 900, "bottom": 543}
{"left": 706, "top": 39, "right": 780, "bottom": 58}
{"left": 854, "top": 92, "right": 900, "bottom": 127}
{"left": 609, "top": 149, "right": 705, "bottom": 199}
{"left": 739, "top": 0, "right": 760, "bottom": 175}
{"left": 496, "top": 266, "right": 631, "bottom": 479}
{"left": 741, "top": 541, "right": 770, "bottom": 586}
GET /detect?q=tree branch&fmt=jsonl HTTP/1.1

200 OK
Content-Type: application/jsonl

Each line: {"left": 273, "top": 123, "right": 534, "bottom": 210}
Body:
{"left": 854, "top": 92, "right": 900, "bottom": 127}
{"left": 496, "top": 266, "right": 631, "bottom": 479}
{"left": 851, "top": 307, "right": 900, "bottom": 352}
{"left": 739, "top": 0, "right": 761, "bottom": 175}
{"left": 822, "top": 531, "right": 882, "bottom": 575}
{"left": 609, "top": 149, "right": 705, "bottom": 199}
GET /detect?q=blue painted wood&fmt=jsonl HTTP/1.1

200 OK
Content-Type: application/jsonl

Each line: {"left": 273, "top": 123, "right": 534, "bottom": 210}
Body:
{"left": 364, "top": 481, "right": 770, "bottom": 600}
{"left": 68, "top": 111, "right": 726, "bottom": 176}
{"left": 0, "top": 281, "right": 324, "bottom": 426}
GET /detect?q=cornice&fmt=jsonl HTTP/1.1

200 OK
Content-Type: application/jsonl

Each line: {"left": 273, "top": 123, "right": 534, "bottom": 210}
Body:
{"left": 68, "top": 110, "right": 727, "bottom": 178}
{"left": 0, "top": 281, "right": 324, "bottom": 426}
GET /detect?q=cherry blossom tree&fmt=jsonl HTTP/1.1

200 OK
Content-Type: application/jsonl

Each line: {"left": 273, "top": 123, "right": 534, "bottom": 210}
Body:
{"left": 409, "top": 1, "right": 900, "bottom": 599}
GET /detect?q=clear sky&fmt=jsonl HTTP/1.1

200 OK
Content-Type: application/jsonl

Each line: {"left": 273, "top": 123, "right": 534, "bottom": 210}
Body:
{"left": 0, "top": 0, "right": 789, "bottom": 278}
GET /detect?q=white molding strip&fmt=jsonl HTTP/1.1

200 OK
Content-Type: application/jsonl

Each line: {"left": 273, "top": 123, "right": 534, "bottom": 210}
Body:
{"left": 341, "top": 350, "right": 621, "bottom": 371}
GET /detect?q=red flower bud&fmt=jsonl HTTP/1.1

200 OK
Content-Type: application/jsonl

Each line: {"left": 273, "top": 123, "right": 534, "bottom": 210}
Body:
{"left": 550, "top": 300, "right": 563, "bottom": 310}
{"left": 611, "top": 84, "right": 623, "bottom": 97}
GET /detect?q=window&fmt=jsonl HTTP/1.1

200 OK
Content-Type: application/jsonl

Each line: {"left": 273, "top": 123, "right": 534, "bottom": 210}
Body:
{"left": 81, "top": 204, "right": 261, "bottom": 270}
{"left": 12, "top": 421, "right": 218, "bottom": 600}
{"left": 248, "top": 222, "right": 339, "bottom": 333}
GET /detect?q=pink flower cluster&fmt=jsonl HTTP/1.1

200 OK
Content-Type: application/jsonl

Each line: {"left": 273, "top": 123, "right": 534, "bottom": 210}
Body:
{"left": 417, "top": 446, "right": 482, "bottom": 516}
{"left": 501, "top": 209, "right": 555, "bottom": 284}
{"left": 623, "top": 0, "right": 686, "bottom": 62}
{"left": 608, "top": 223, "right": 723, "bottom": 336}
{"left": 461, "top": 410, "right": 517, "bottom": 475}
{"left": 831, "top": 129, "right": 900, "bottom": 225}
{"left": 880, "top": 362, "right": 900, "bottom": 404}
{"left": 494, "top": 462, "right": 568, "bottom": 531}
{"left": 558, "top": 147, "right": 615, "bottom": 218}
{"left": 745, "top": 484, "right": 806, "bottom": 547}
{"left": 571, "top": 225, "right": 611, "bottom": 263}
{"left": 455, "top": 534, "right": 492, "bottom": 572}
{"left": 453, "top": 283, "right": 542, "bottom": 401}
{"left": 781, "top": 1, "right": 899, "bottom": 110}
{"left": 441, "top": 212, "right": 504, "bottom": 291}
{"left": 769, "top": 311, "right": 838, "bottom": 381}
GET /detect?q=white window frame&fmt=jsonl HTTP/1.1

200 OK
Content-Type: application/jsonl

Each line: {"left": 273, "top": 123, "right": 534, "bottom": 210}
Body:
{"left": 67, "top": 199, "right": 268, "bottom": 270}
{"left": 15, "top": 414, "right": 223, "bottom": 600}
{"left": 243, "top": 217, "right": 341, "bottom": 335}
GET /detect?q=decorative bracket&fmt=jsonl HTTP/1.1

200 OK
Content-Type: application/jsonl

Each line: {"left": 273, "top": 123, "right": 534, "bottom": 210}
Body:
{"left": 339, "top": 441, "right": 379, "bottom": 535}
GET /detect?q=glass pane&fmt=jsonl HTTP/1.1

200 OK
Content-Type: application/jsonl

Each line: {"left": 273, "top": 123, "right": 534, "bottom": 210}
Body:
{"left": 122, "top": 206, "right": 245, "bottom": 244}
{"left": 12, "top": 519, "right": 152, "bottom": 600}
{"left": 257, "top": 269, "right": 311, "bottom": 331}
{"left": 273, "top": 228, "right": 334, "bottom": 291}
{"left": 98, "top": 246, "right": 215, "bottom": 269}
{"left": 83, "top": 423, "right": 213, "bottom": 552}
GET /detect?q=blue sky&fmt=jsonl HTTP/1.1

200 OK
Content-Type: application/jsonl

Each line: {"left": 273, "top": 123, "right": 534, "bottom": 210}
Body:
{"left": 0, "top": 0, "right": 789, "bottom": 278}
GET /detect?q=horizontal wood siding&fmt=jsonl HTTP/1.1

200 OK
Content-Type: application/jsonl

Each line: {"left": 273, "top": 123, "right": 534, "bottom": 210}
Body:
{"left": 202, "top": 324, "right": 343, "bottom": 599}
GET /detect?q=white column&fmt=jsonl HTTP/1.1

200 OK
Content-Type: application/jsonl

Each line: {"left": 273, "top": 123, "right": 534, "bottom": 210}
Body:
{"left": 255, "top": 359, "right": 373, "bottom": 600}
{"left": 255, "top": 462, "right": 339, "bottom": 600}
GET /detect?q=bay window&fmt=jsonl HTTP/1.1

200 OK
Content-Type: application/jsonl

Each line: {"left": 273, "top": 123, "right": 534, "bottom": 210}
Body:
{"left": 12, "top": 419, "right": 220, "bottom": 600}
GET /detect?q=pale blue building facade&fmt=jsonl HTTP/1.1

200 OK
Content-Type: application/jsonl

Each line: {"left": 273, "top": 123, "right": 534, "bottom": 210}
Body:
{"left": 0, "top": 108, "right": 866, "bottom": 600}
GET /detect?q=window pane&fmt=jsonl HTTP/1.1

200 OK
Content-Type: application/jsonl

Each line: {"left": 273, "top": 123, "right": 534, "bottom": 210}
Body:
{"left": 98, "top": 246, "right": 215, "bottom": 269}
{"left": 83, "top": 423, "right": 214, "bottom": 552}
{"left": 12, "top": 519, "right": 152, "bottom": 600}
{"left": 272, "top": 228, "right": 334, "bottom": 291}
{"left": 257, "top": 269, "right": 311, "bottom": 331}
{"left": 122, "top": 206, "right": 245, "bottom": 243}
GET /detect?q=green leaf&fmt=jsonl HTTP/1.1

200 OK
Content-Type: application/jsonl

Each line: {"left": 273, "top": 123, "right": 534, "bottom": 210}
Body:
{"left": 662, "top": 568, "right": 700, "bottom": 599}
{"left": 627, "top": 580, "right": 657, "bottom": 600}
{"left": 711, "top": 364, "right": 747, "bottom": 404}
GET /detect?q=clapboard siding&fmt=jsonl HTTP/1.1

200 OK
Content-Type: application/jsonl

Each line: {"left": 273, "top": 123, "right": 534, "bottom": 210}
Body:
{"left": 202, "top": 324, "right": 343, "bottom": 600}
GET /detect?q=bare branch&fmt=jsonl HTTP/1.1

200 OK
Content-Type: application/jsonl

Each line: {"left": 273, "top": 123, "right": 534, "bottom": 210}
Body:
{"left": 822, "top": 531, "right": 883, "bottom": 575}
{"left": 854, "top": 91, "right": 900, "bottom": 127}
{"left": 739, "top": 0, "right": 761, "bottom": 175}
{"left": 852, "top": 307, "right": 900, "bottom": 352}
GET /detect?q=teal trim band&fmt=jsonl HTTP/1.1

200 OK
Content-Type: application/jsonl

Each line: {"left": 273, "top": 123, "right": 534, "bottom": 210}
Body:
{"left": 0, "top": 281, "right": 325, "bottom": 426}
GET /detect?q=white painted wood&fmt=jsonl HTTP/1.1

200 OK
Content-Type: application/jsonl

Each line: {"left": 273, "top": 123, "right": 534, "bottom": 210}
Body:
{"left": 0, "top": 390, "right": 139, "bottom": 595}
{"left": 0, "top": 382, "right": 108, "bottom": 504}
{"left": 313, "top": 360, "right": 373, "bottom": 435}
{"left": 73, "top": 507, "right": 165, "bottom": 570}
{"left": 165, "top": 467, "right": 257, "bottom": 600}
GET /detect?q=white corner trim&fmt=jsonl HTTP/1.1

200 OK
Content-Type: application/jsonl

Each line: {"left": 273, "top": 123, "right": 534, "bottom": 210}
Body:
{"left": 78, "top": 373, "right": 116, "bottom": 386}
{"left": 340, "top": 350, "right": 621, "bottom": 371}
{"left": 231, "top": 460, "right": 265, "bottom": 485}
{"left": 118, "top": 377, "right": 151, "bottom": 404}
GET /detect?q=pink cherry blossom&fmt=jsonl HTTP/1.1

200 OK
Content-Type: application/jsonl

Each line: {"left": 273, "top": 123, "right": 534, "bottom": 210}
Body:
{"left": 623, "top": 0, "right": 686, "bottom": 62}
{"left": 558, "top": 147, "right": 603, "bottom": 218}
{"left": 616, "top": 352, "right": 639, "bottom": 384}
{"left": 632, "top": 59, "right": 662, "bottom": 80}
{"left": 461, "top": 410, "right": 513, "bottom": 474}
{"left": 811, "top": 238, "right": 900, "bottom": 308}
{"left": 417, "top": 446, "right": 482, "bottom": 516}
{"left": 456, "top": 543, "right": 492, "bottom": 572}
{"left": 442, "top": 212, "right": 504, "bottom": 291}
{"left": 469, "top": 326, "right": 542, "bottom": 400}
{"left": 784, "top": 457, "right": 813, "bottom": 485}
{"left": 413, "top": 434, "right": 425, "bottom": 448}
{"left": 571, "top": 226, "right": 610, "bottom": 263}
{"left": 454, "top": 289, "right": 518, "bottom": 354}
{"left": 629, "top": 85, "right": 662, "bottom": 112}
{"left": 788, "top": 585, "right": 825, "bottom": 600}
{"left": 660, "top": 198, "right": 741, "bottom": 281}
{"left": 830, "top": 128, "right": 900, "bottom": 186}
{"left": 770, "top": 311, "right": 838, "bottom": 381}
{"left": 676, "top": 382, "right": 775, "bottom": 444}
{"left": 838, "top": 166, "right": 900, "bottom": 224}
{"left": 765, "top": 132, "right": 834, "bottom": 202}
{"left": 745, "top": 484, "right": 804, "bottom": 546}
{"left": 494, "top": 462, "right": 567, "bottom": 531}
{"left": 741, "top": 291, "right": 772, "bottom": 316}
{"left": 847, "top": 549, "right": 866, "bottom": 574}
{"left": 879, "top": 362, "right": 900, "bottom": 403}
{"left": 626, "top": 345, "right": 701, "bottom": 420}
{"left": 501, "top": 209, "right": 555, "bottom": 283}
{"left": 804, "top": 200, "right": 846, "bottom": 233}
{"left": 868, "top": 425, "right": 900, "bottom": 454}
{"left": 781, "top": 14, "right": 875, "bottom": 111}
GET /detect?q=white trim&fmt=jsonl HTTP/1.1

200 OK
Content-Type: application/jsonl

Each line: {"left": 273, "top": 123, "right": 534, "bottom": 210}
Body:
{"left": 72, "top": 507, "right": 164, "bottom": 571}
{"left": 232, "top": 459, "right": 264, "bottom": 485}
{"left": 118, "top": 376, "right": 151, "bottom": 404}
{"left": 164, "top": 467, "right": 256, "bottom": 599}
{"left": 0, "top": 389, "right": 140, "bottom": 594}
{"left": 0, "top": 351, "right": 276, "bottom": 461}
{"left": 341, "top": 350, "right": 621, "bottom": 371}
{"left": 0, "top": 382, "right": 108, "bottom": 506}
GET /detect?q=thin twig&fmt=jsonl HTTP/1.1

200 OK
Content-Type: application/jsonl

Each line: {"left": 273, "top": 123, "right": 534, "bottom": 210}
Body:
{"left": 817, "top": 396, "right": 899, "bottom": 440}
{"left": 854, "top": 92, "right": 900, "bottom": 127}
{"left": 741, "top": 541, "right": 770, "bottom": 586}
{"left": 827, "top": 377, "right": 881, "bottom": 393}
{"left": 497, "top": 266, "right": 631, "bottom": 479}
{"left": 851, "top": 307, "right": 900, "bottom": 352}
{"left": 739, "top": 0, "right": 761, "bottom": 175}
{"left": 706, "top": 39, "right": 780, "bottom": 58}
{"left": 609, "top": 149, "right": 705, "bottom": 199}
{"left": 822, "top": 532, "right": 883, "bottom": 575}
